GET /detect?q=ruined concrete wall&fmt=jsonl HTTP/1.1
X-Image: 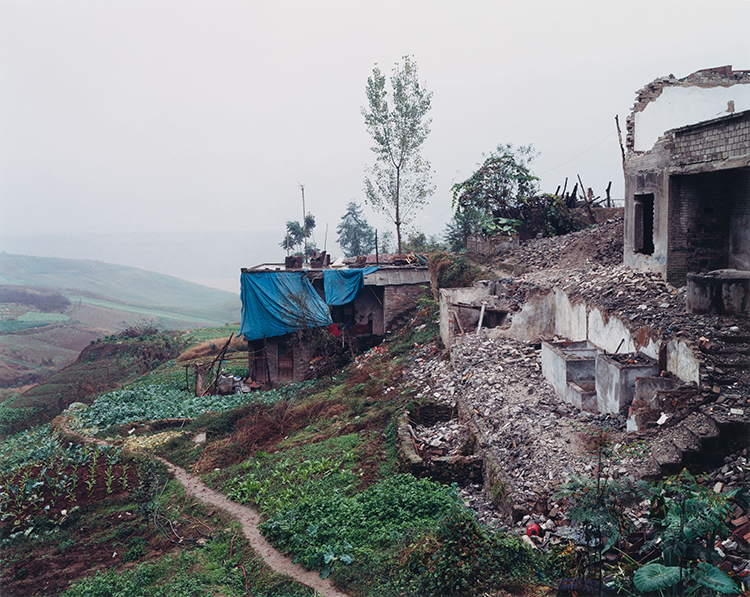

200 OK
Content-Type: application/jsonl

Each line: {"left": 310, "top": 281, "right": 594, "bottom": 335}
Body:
{"left": 554, "top": 288, "right": 587, "bottom": 341}
{"left": 503, "top": 288, "right": 698, "bottom": 384}
{"left": 505, "top": 292, "right": 555, "bottom": 342}
{"left": 439, "top": 287, "right": 491, "bottom": 347}
{"left": 623, "top": 169, "right": 669, "bottom": 276}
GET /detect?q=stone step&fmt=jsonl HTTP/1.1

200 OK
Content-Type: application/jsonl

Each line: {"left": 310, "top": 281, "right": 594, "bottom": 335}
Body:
{"left": 682, "top": 411, "right": 720, "bottom": 444}
{"left": 649, "top": 437, "right": 683, "bottom": 475}
{"left": 665, "top": 424, "right": 701, "bottom": 458}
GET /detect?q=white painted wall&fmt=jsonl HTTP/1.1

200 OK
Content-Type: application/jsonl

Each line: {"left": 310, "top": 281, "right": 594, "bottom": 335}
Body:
{"left": 634, "top": 85, "right": 750, "bottom": 151}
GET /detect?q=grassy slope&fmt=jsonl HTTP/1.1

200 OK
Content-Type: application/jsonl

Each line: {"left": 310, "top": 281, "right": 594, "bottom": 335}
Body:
{"left": 2, "top": 311, "right": 556, "bottom": 596}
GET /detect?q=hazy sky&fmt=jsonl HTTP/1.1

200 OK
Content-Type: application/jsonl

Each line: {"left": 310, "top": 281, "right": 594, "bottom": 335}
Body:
{"left": 2, "top": 1, "right": 749, "bottom": 293}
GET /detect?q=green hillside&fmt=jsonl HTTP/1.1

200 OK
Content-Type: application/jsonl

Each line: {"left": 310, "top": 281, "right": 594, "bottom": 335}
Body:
{"left": 0, "top": 253, "right": 239, "bottom": 311}
{"left": 0, "top": 253, "right": 241, "bottom": 389}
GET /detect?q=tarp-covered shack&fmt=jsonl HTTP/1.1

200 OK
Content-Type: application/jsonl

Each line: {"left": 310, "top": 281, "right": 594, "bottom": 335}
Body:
{"left": 238, "top": 263, "right": 429, "bottom": 387}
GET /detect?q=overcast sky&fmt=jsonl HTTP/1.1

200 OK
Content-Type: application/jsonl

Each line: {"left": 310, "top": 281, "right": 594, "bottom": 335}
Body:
{"left": 2, "top": 1, "right": 749, "bottom": 293}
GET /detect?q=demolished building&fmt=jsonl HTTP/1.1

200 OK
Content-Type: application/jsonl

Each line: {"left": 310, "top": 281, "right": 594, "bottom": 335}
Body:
{"left": 238, "top": 259, "right": 429, "bottom": 386}
{"left": 623, "top": 66, "right": 750, "bottom": 308}
{"left": 421, "top": 69, "right": 750, "bottom": 527}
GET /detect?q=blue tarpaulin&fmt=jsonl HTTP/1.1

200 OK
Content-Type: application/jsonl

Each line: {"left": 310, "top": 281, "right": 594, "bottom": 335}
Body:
{"left": 238, "top": 271, "right": 333, "bottom": 342}
{"left": 323, "top": 267, "right": 379, "bottom": 306}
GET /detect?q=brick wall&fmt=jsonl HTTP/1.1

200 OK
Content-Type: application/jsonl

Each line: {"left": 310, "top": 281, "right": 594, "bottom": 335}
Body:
{"left": 672, "top": 112, "right": 750, "bottom": 165}
{"left": 384, "top": 284, "right": 426, "bottom": 331}
{"left": 667, "top": 170, "right": 745, "bottom": 284}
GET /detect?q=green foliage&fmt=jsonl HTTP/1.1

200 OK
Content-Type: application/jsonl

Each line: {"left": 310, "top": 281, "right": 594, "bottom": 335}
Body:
{"left": 261, "top": 474, "right": 461, "bottom": 578}
{"left": 280, "top": 214, "right": 318, "bottom": 255}
{"left": 398, "top": 508, "right": 541, "bottom": 596}
{"left": 228, "top": 449, "right": 360, "bottom": 516}
{"left": 363, "top": 55, "right": 434, "bottom": 253}
{"left": 337, "top": 201, "right": 376, "bottom": 257}
{"left": 633, "top": 563, "right": 682, "bottom": 593}
{"left": 402, "top": 230, "right": 445, "bottom": 254}
{"left": 428, "top": 252, "right": 482, "bottom": 299}
{"left": 451, "top": 145, "right": 586, "bottom": 240}
{"left": 694, "top": 561, "right": 741, "bottom": 594}
{"left": 70, "top": 378, "right": 306, "bottom": 430}
{"left": 646, "top": 470, "right": 735, "bottom": 567}
{"left": 443, "top": 207, "right": 485, "bottom": 252}
{"left": 451, "top": 143, "right": 538, "bottom": 220}
{"left": 60, "top": 546, "right": 313, "bottom": 597}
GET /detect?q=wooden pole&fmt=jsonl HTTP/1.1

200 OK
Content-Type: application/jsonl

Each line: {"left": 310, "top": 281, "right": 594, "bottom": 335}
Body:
{"left": 299, "top": 183, "right": 307, "bottom": 263}
{"left": 476, "top": 303, "right": 486, "bottom": 336}
{"left": 615, "top": 115, "right": 626, "bottom": 175}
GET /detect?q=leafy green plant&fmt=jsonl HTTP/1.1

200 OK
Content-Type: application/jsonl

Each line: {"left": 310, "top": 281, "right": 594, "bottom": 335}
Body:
{"left": 260, "top": 474, "right": 461, "bottom": 577}
{"left": 632, "top": 470, "right": 743, "bottom": 595}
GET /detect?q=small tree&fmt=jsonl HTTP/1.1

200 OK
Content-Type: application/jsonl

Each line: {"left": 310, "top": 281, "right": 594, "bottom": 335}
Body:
{"left": 402, "top": 229, "right": 445, "bottom": 253}
{"left": 451, "top": 144, "right": 538, "bottom": 222}
{"left": 281, "top": 214, "right": 317, "bottom": 255}
{"left": 443, "top": 207, "right": 486, "bottom": 252}
{"left": 363, "top": 55, "right": 434, "bottom": 254}
{"left": 336, "top": 201, "right": 376, "bottom": 257}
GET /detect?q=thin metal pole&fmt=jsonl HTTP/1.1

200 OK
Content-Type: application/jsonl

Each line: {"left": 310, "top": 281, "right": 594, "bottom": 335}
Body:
{"left": 300, "top": 183, "right": 307, "bottom": 263}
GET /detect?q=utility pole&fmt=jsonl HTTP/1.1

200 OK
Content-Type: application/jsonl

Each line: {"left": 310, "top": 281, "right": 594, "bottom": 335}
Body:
{"left": 299, "top": 183, "right": 307, "bottom": 264}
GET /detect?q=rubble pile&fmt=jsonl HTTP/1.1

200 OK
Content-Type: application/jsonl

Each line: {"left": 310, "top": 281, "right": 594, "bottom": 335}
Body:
{"left": 399, "top": 211, "right": 748, "bottom": 582}
{"left": 502, "top": 216, "right": 624, "bottom": 273}
{"left": 405, "top": 335, "right": 655, "bottom": 518}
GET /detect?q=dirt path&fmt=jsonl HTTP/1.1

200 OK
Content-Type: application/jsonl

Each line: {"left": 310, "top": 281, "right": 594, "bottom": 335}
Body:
{"left": 156, "top": 457, "right": 350, "bottom": 597}
{"left": 55, "top": 418, "right": 349, "bottom": 597}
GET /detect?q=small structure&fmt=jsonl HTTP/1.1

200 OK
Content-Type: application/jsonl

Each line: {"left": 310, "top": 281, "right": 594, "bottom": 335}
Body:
{"left": 624, "top": 66, "right": 750, "bottom": 287}
{"left": 466, "top": 233, "right": 519, "bottom": 257}
{"left": 541, "top": 340, "right": 599, "bottom": 412}
{"left": 238, "top": 260, "right": 430, "bottom": 387}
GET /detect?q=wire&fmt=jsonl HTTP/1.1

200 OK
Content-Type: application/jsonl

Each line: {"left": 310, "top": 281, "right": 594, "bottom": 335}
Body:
{"left": 538, "top": 130, "right": 616, "bottom": 175}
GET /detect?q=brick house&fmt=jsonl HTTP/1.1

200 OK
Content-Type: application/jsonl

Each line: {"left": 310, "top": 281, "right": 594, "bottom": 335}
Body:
{"left": 624, "top": 66, "right": 750, "bottom": 287}
{"left": 239, "top": 261, "right": 430, "bottom": 387}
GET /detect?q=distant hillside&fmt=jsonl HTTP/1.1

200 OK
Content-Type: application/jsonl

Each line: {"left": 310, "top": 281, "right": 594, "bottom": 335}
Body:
{"left": 0, "top": 253, "right": 241, "bottom": 389}
{"left": 0, "top": 253, "right": 239, "bottom": 309}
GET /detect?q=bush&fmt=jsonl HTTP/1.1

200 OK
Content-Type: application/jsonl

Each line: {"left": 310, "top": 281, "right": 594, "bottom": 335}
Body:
{"left": 428, "top": 253, "right": 481, "bottom": 299}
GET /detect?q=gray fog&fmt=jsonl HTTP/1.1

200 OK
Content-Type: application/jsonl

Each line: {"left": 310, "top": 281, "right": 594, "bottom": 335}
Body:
{"left": 2, "top": 1, "right": 749, "bottom": 293}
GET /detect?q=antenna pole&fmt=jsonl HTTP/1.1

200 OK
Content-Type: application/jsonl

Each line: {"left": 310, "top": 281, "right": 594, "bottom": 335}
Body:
{"left": 299, "top": 183, "right": 307, "bottom": 263}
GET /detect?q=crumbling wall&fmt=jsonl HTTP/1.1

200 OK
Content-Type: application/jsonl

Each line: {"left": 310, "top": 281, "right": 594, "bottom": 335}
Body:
{"left": 627, "top": 66, "right": 750, "bottom": 152}
{"left": 503, "top": 288, "right": 698, "bottom": 384}
{"left": 624, "top": 67, "right": 750, "bottom": 286}
{"left": 439, "top": 286, "right": 492, "bottom": 347}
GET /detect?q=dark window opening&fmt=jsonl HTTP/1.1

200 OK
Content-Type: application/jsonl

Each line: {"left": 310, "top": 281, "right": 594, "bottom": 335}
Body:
{"left": 331, "top": 303, "right": 355, "bottom": 328}
{"left": 634, "top": 194, "right": 655, "bottom": 255}
{"left": 278, "top": 341, "right": 294, "bottom": 383}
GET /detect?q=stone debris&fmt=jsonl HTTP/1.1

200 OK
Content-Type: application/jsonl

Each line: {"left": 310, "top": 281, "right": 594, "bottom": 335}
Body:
{"left": 399, "top": 213, "right": 750, "bottom": 583}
